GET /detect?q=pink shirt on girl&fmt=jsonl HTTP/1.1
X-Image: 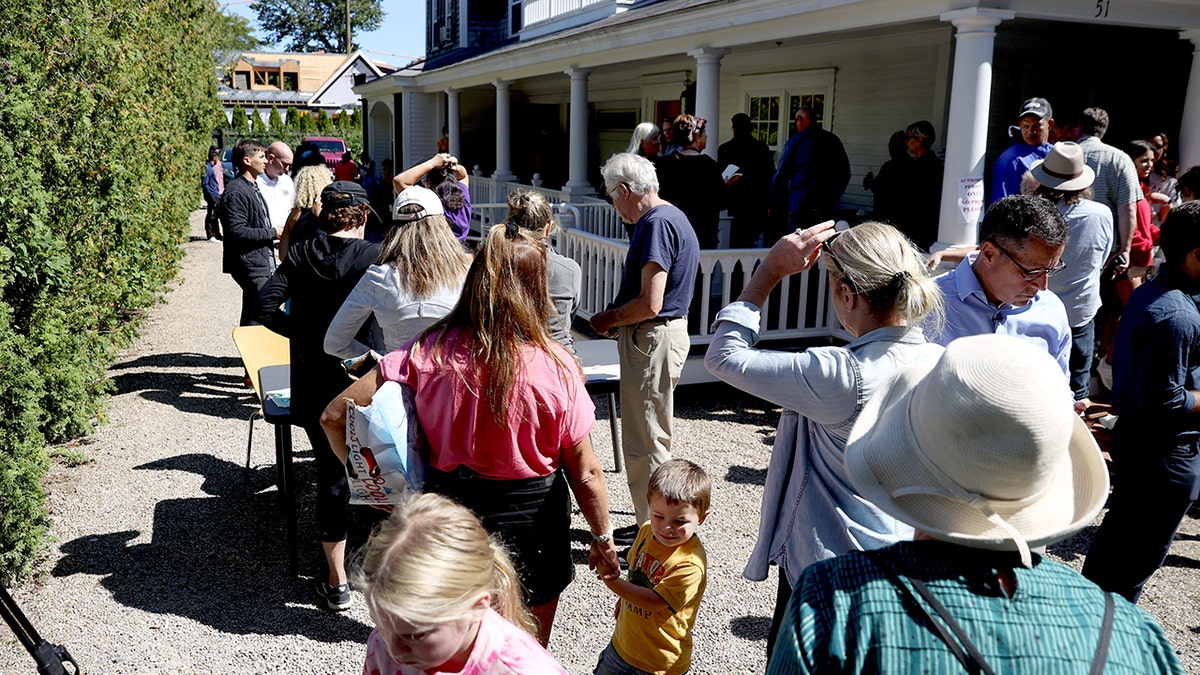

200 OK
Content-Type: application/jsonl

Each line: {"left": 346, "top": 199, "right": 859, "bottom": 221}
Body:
{"left": 363, "top": 607, "right": 567, "bottom": 675}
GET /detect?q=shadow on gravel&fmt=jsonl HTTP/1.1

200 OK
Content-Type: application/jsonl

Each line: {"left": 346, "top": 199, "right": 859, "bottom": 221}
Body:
{"left": 725, "top": 466, "right": 767, "bottom": 486}
{"left": 672, "top": 384, "right": 780, "bottom": 426}
{"left": 1163, "top": 553, "right": 1200, "bottom": 570}
{"left": 51, "top": 453, "right": 372, "bottom": 642}
{"left": 108, "top": 353, "right": 257, "bottom": 421}
{"left": 730, "top": 615, "right": 770, "bottom": 640}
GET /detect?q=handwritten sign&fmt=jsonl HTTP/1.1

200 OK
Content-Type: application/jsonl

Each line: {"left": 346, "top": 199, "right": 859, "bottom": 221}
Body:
{"left": 958, "top": 177, "right": 984, "bottom": 227}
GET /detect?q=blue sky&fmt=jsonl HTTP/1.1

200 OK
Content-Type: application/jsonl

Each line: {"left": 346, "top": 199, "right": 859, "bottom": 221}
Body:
{"left": 221, "top": 0, "right": 427, "bottom": 67}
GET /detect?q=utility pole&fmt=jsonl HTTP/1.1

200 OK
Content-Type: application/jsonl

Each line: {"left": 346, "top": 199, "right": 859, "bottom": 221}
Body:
{"left": 345, "top": 0, "right": 351, "bottom": 53}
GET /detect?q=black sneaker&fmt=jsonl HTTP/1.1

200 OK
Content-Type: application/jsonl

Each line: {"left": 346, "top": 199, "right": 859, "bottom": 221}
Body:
{"left": 613, "top": 525, "right": 639, "bottom": 547}
{"left": 315, "top": 581, "right": 352, "bottom": 611}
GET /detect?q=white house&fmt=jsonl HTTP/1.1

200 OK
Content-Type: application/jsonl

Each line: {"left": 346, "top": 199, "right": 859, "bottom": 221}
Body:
{"left": 353, "top": 0, "right": 1200, "bottom": 348}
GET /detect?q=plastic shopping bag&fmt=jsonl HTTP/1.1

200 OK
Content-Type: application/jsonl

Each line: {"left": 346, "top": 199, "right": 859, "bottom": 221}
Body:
{"left": 343, "top": 380, "right": 425, "bottom": 505}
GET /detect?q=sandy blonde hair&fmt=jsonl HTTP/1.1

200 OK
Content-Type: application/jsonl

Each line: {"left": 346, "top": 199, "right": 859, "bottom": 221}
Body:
{"left": 376, "top": 204, "right": 469, "bottom": 297}
{"left": 293, "top": 165, "right": 332, "bottom": 210}
{"left": 506, "top": 188, "right": 557, "bottom": 237}
{"left": 825, "top": 221, "right": 944, "bottom": 329}
{"left": 353, "top": 492, "right": 536, "bottom": 636}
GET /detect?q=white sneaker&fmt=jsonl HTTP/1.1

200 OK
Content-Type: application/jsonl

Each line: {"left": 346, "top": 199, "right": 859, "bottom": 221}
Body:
{"left": 208, "top": 237, "right": 221, "bottom": 243}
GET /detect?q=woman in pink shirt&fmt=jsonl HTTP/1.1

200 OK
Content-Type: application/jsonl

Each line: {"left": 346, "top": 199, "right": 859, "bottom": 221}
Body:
{"left": 323, "top": 224, "right": 621, "bottom": 645}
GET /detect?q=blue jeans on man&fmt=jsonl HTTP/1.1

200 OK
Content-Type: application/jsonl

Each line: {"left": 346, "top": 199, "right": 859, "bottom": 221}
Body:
{"left": 1068, "top": 319, "right": 1095, "bottom": 400}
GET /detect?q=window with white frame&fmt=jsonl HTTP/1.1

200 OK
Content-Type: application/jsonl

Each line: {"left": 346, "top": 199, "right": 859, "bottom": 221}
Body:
{"left": 742, "top": 68, "right": 836, "bottom": 157}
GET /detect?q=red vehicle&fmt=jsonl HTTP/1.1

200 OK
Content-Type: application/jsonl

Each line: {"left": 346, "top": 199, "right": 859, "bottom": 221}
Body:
{"left": 303, "top": 136, "right": 347, "bottom": 170}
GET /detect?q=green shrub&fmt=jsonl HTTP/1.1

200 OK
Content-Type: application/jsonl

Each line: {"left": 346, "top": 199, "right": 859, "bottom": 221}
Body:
{"left": 0, "top": 0, "right": 221, "bottom": 582}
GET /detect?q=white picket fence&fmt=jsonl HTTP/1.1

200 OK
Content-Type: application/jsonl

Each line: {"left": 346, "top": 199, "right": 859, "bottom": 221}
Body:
{"left": 469, "top": 175, "right": 847, "bottom": 346}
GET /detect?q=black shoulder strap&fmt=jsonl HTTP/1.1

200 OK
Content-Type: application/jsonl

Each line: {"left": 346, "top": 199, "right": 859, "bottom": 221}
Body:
{"left": 1089, "top": 592, "right": 1116, "bottom": 675}
{"left": 868, "top": 551, "right": 997, "bottom": 675}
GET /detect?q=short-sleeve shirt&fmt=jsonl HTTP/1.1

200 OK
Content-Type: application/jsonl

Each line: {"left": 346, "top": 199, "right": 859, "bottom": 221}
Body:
{"left": 611, "top": 204, "right": 699, "bottom": 318}
{"left": 444, "top": 180, "right": 473, "bottom": 241}
{"left": 378, "top": 329, "right": 595, "bottom": 479}
{"left": 363, "top": 607, "right": 567, "bottom": 675}
{"left": 257, "top": 171, "right": 296, "bottom": 231}
{"left": 612, "top": 524, "right": 707, "bottom": 675}
{"left": 931, "top": 255, "right": 1071, "bottom": 377}
{"left": 1078, "top": 135, "right": 1144, "bottom": 216}
{"left": 1047, "top": 199, "right": 1113, "bottom": 328}
{"left": 990, "top": 141, "right": 1051, "bottom": 204}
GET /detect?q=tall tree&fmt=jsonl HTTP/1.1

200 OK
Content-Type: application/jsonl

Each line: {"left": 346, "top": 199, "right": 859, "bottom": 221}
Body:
{"left": 251, "top": 0, "right": 384, "bottom": 53}
{"left": 210, "top": 9, "right": 261, "bottom": 76}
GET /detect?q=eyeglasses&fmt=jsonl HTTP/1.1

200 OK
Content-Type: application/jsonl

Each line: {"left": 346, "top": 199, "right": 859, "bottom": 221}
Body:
{"left": 992, "top": 241, "right": 1067, "bottom": 281}
{"left": 603, "top": 183, "right": 624, "bottom": 205}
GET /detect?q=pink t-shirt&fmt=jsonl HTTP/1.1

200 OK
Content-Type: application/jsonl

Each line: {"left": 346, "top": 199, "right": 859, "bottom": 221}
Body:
{"left": 379, "top": 328, "right": 595, "bottom": 479}
{"left": 363, "top": 607, "right": 567, "bottom": 675}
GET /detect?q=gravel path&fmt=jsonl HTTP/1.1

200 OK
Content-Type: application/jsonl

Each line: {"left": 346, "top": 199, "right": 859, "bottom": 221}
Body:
{"left": 2, "top": 209, "right": 1199, "bottom": 673}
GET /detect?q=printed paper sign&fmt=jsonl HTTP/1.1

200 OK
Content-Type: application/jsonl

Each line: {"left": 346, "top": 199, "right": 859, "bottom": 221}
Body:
{"left": 958, "top": 177, "right": 984, "bottom": 227}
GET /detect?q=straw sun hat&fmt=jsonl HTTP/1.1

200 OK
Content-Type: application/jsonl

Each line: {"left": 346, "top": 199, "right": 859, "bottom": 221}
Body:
{"left": 846, "top": 335, "right": 1109, "bottom": 567}
{"left": 1030, "top": 141, "right": 1096, "bottom": 192}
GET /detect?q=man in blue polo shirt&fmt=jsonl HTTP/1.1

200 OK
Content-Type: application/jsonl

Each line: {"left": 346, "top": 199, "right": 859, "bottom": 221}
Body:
{"left": 591, "top": 153, "right": 700, "bottom": 535}
{"left": 930, "top": 195, "right": 1072, "bottom": 376}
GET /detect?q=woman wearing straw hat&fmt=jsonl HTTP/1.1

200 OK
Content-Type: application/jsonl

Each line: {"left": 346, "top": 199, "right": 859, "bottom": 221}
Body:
{"left": 766, "top": 335, "right": 1182, "bottom": 674}
{"left": 1025, "top": 141, "right": 1113, "bottom": 408}
{"left": 705, "top": 220, "right": 945, "bottom": 656}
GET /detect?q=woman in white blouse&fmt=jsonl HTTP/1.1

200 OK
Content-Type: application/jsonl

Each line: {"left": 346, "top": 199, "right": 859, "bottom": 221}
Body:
{"left": 324, "top": 186, "right": 469, "bottom": 359}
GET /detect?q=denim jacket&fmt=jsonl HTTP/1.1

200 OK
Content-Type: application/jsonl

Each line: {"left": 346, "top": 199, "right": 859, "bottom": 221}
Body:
{"left": 705, "top": 301, "right": 944, "bottom": 587}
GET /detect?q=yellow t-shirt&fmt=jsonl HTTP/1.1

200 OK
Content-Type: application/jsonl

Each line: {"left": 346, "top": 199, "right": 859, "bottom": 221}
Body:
{"left": 612, "top": 523, "right": 707, "bottom": 675}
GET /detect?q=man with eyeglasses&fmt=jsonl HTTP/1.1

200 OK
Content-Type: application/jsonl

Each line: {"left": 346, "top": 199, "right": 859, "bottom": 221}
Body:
{"left": 591, "top": 153, "right": 699, "bottom": 543}
{"left": 257, "top": 140, "right": 295, "bottom": 233}
{"left": 990, "top": 97, "right": 1054, "bottom": 204}
{"left": 929, "top": 195, "right": 1072, "bottom": 377}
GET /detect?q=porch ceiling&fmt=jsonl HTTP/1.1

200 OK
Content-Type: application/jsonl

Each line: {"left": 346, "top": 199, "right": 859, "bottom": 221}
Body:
{"left": 373, "top": 0, "right": 1199, "bottom": 94}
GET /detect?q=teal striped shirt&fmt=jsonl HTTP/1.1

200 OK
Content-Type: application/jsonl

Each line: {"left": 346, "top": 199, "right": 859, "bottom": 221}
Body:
{"left": 768, "top": 541, "right": 1182, "bottom": 674}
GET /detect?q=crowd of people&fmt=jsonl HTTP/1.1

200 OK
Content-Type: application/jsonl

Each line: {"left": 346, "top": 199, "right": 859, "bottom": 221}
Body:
{"left": 203, "top": 102, "right": 1198, "bottom": 671}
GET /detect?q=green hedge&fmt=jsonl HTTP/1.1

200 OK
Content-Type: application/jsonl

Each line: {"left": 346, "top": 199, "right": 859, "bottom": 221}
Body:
{"left": 0, "top": 0, "right": 221, "bottom": 583}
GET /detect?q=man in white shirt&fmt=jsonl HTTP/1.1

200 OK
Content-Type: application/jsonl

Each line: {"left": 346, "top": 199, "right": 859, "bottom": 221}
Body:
{"left": 257, "top": 141, "right": 295, "bottom": 231}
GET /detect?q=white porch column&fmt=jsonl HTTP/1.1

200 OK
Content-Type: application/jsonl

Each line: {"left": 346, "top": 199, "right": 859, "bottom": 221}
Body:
{"left": 1179, "top": 30, "right": 1200, "bottom": 171}
{"left": 563, "top": 68, "right": 595, "bottom": 196}
{"left": 688, "top": 48, "right": 730, "bottom": 159}
{"left": 936, "top": 8, "right": 1014, "bottom": 248}
{"left": 446, "top": 88, "right": 461, "bottom": 158}
{"left": 493, "top": 80, "right": 516, "bottom": 182}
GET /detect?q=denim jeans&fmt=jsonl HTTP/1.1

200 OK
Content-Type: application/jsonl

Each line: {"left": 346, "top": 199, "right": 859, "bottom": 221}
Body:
{"left": 1068, "top": 319, "right": 1095, "bottom": 400}
{"left": 594, "top": 643, "right": 654, "bottom": 675}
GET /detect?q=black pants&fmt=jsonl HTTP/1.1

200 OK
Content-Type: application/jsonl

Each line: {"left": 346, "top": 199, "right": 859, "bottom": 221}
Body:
{"left": 426, "top": 466, "right": 574, "bottom": 607}
{"left": 306, "top": 422, "right": 351, "bottom": 544}
{"left": 1083, "top": 424, "right": 1200, "bottom": 602}
{"left": 203, "top": 193, "right": 222, "bottom": 240}
{"left": 231, "top": 272, "right": 269, "bottom": 327}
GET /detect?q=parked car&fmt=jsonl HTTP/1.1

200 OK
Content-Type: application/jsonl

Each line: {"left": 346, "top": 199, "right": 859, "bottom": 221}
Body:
{"left": 221, "top": 146, "right": 235, "bottom": 181}
{"left": 303, "top": 136, "right": 348, "bottom": 170}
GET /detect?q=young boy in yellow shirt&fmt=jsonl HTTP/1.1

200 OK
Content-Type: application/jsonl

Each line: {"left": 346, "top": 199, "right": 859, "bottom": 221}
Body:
{"left": 595, "top": 459, "right": 710, "bottom": 675}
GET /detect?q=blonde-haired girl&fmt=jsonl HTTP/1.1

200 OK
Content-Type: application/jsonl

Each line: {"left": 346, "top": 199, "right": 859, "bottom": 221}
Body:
{"left": 357, "top": 492, "right": 566, "bottom": 674}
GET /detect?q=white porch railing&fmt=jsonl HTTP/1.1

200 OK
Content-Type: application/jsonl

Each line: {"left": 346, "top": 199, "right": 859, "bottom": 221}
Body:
{"left": 524, "top": 0, "right": 611, "bottom": 26}
{"left": 468, "top": 176, "right": 847, "bottom": 347}
{"left": 557, "top": 227, "right": 841, "bottom": 345}
{"left": 469, "top": 175, "right": 625, "bottom": 240}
